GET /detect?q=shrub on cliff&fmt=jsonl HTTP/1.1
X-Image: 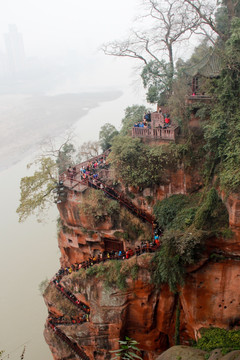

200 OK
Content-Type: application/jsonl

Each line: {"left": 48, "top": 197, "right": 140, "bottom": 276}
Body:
{"left": 109, "top": 136, "right": 177, "bottom": 188}
{"left": 85, "top": 260, "right": 140, "bottom": 291}
{"left": 79, "top": 189, "right": 120, "bottom": 226}
{"left": 196, "top": 328, "right": 240, "bottom": 355}
{"left": 120, "top": 105, "right": 149, "bottom": 136}
{"left": 152, "top": 189, "right": 229, "bottom": 292}
{"left": 99, "top": 123, "right": 119, "bottom": 152}
{"left": 194, "top": 188, "right": 229, "bottom": 231}
{"left": 202, "top": 20, "right": 240, "bottom": 193}
{"left": 119, "top": 208, "right": 150, "bottom": 243}
{"left": 151, "top": 228, "right": 205, "bottom": 292}
{"left": 154, "top": 194, "right": 191, "bottom": 230}
{"left": 111, "top": 337, "right": 143, "bottom": 360}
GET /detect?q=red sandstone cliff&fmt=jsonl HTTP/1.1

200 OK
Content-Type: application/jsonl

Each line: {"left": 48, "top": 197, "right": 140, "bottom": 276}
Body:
{"left": 43, "top": 166, "right": 240, "bottom": 360}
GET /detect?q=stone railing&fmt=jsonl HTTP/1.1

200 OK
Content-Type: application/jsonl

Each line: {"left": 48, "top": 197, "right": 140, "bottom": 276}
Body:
{"left": 132, "top": 126, "right": 179, "bottom": 141}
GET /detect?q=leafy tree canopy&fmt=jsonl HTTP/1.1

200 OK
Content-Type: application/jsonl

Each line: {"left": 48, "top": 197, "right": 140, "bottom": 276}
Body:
{"left": 120, "top": 105, "right": 149, "bottom": 136}
{"left": 141, "top": 60, "right": 174, "bottom": 105}
{"left": 16, "top": 157, "right": 58, "bottom": 222}
{"left": 17, "top": 138, "right": 76, "bottom": 222}
{"left": 109, "top": 135, "right": 176, "bottom": 188}
{"left": 56, "top": 142, "right": 76, "bottom": 173}
{"left": 99, "top": 123, "right": 119, "bottom": 151}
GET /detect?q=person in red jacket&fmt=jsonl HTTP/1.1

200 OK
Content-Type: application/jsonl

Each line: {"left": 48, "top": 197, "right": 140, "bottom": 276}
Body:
{"left": 164, "top": 117, "right": 170, "bottom": 127}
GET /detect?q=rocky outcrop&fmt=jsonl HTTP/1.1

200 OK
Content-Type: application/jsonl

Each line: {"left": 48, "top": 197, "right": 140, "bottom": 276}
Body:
{"left": 156, "top": 346, "right": 240, "bottom": 360}
{"left": 44, "top": 164, "right": 240, "bottom": 359}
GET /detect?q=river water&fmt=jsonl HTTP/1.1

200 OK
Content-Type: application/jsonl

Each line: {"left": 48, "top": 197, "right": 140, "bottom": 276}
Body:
{"left": 0, "top": 86, "right": 147, "bottom": 360}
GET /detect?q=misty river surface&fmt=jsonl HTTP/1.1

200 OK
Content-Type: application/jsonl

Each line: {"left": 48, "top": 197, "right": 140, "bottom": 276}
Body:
{"left": 0, "top": 87, "right": 147, "bottom": 360}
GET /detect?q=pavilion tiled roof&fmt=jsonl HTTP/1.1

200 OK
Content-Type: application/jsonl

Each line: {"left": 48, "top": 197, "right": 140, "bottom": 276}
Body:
{"left": 185, "top": 51, "right": 222, "bottom": 78}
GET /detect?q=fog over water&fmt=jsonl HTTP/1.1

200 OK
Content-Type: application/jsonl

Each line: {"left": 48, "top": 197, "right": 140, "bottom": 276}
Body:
{"left": 0, "top": 87, "right": 146, "bottom": 360}
{"left": 0, "top": 0, "right": 150, "bottom": 358}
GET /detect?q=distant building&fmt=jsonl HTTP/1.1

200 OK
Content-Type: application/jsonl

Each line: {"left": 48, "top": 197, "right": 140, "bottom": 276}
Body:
{"left": 0, "top": 51, "right": 8, "bottom": 78}
{"left": 4, "top": 24, "right": 26, "bottom": 76}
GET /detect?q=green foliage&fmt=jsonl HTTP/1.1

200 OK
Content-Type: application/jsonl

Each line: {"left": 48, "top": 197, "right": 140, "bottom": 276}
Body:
{"left": 209, "top": 253, "right": 227, "bottom": 262}
{"left": 79, "top": 189, "right": 120, "bottom": 226}
{"left": 85, "top": 260, "right": 140, "bottom": 291}
{"left": 86, "top": 266, "right": 99, "bottom": 277}
{"left": 120, "top": 105, "right": 149, "bottom": 136}
{"left": 203, "top": 20, "right": 240, "bottom": 193}
{"left": 196, "top": 328, "right": 240, "bottom": 355}
{"left": 119, "top": 208, "right": 150, "bottom": 243}
{"left": 151, "top": 228, "right": 207, "bottom": 292}
{"left": 56, "top": 142, "right": 76, "bottom": 173}
{"left": 16, "top": 157, "right": 58, "bottom": 222}
{"left": 110, "top": 136, "right": 177, "bottom": 188}
{"left": 141, "top": 60, "right": 173, "bottom": 105}
{"left": 100, "top": 261, "right": 127, "bottom": 290}
{"left": 152, "top": 189, "right": 229, "bottom": 291}
{"left": 154, "top": 195, "right": 189, "bottom": 230}
{"left": 130, "top": 264, "right": 139, "bottom": 281}
{"left": 170, "top": 207, "right": 197, "bottom": 231}
{"left": 194, "top": 188, "right": 228, "bottom": 230}
{"left": 99, "top": 122, "right": 119, "bottom": 151}
{"left": 220, "top": 227, "right": 234, "bottom": 239}
{"left": 111, "top": 337, "right": 143, "bottom": 360}
{"left": 17, "top": 137, "right": 77, "bottom": 222}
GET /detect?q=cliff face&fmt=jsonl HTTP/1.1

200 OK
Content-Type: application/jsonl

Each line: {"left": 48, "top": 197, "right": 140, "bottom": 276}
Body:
{"left": 44, "top": 166, "right": 240, "bottom": 360}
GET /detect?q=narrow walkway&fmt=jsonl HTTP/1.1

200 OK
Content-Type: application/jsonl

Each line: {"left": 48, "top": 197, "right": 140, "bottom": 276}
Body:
{"left": 47, "top": 318, "right": 90, "bottom": 360}
{"left": 48, "top": 275, "right": 90, "bottom": 359}
{"left": 58, "top": 152, "right": 155, "bottom": 226}
{"left": 50, "top": 153, "right": 159, "bottom": 358}
{"left": 48, "top": 244, "right": 161, "bottom": 359}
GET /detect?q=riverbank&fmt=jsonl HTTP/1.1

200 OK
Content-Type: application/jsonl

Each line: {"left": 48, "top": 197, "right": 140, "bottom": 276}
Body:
{"left": 0, "top": 90, "right": 122, "bottom": 171}
{"left": 0, "top": 86, "right": 146, "bottom": 360}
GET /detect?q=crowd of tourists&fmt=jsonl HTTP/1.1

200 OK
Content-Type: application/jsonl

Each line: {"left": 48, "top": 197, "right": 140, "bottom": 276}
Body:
{"left": 52, "top": 277, "right": 90, "bottom": 314}
{"left": 65, "top": 154, "right": 109, "bottom": 183}
{"left": 54, "top": 231, "right": 162, "bottom": 281}
{"left": 133, "top": 111, "right": 171, "bottom": 129}
{"left": 60, "top": 157, "right": 154, "bottom": 225}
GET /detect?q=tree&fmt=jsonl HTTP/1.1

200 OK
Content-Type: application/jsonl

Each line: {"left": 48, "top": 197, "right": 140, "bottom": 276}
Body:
{"left": 17, "top": 138, "right": 76, "bottom": 222}
{"left": 102, "top": 0, "right": 201, "bottom": 103}
{"left": 141, "top": 60, "right": 173, "bottom": 104}
{"left": 56, "top": 142, "right": 76, "bottom": 173}
{"left": 120, "top": 105, "right": 149, "bottom": 135}
{"left": 16, "top": 156, "right": 58, "bottom": 222}
{"left": 203, "top": 18, "right": 240, "bottom": 192}
{"left": 76, "top": 140, "right": 100, "bottom": 162}
{"left": 99, "top": 123, "right": 119, "bottom": 151}
{"left": 184, "top": 0, "right": 240, "bottom": 41}
{"left": 109, "top": 135, "right": 176, "bottom": 188}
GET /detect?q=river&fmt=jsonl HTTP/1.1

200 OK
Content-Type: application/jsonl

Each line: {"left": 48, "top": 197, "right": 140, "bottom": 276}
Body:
{"left": 0, "top": 86, "right": 147, "bottom": 360}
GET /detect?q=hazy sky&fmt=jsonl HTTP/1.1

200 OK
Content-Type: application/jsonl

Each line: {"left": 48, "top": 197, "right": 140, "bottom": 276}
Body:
{"left": 0, "top": 0, "right": 200, "bottom": 92}
{"left": 0, "top": 0, "right": 148, "bottom": 91}
{"left": 0, "top": 0, "right": 140, "bottom": 57}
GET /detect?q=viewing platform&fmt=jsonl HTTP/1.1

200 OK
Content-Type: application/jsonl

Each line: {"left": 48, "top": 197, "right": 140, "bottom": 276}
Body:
{"left": 132, "top": 126, "right": 179, "bottom": 140}
{"left": 132, "top": 111, "right": 179, "bottom": 142}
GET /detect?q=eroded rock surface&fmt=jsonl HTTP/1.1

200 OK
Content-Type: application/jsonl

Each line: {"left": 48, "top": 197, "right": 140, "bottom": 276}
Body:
{"left": 44, "top": 166, "right": 240, "bottom": 359}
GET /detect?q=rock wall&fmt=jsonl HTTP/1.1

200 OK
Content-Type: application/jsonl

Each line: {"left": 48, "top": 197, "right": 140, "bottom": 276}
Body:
{"left": 44, "top": 166, "right": 240, "bottom": 359}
